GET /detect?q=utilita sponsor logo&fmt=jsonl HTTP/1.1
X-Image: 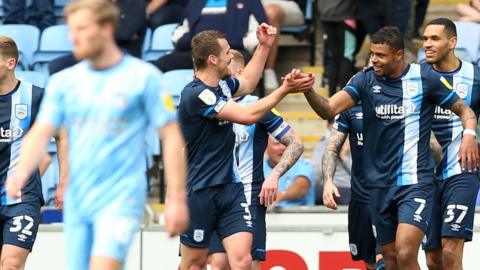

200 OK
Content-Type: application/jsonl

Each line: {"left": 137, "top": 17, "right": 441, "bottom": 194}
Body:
{"left": 434, "top": 106, "right": 454, "bottom": 120}
{"left": 375, "top": 103, "right": 416, "bottom": 120}
{"left": 0, "top": 127, "right": 23, "bottom": 142}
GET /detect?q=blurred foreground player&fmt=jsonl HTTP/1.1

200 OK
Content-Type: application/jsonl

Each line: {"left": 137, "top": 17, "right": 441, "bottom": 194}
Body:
{"left": 5, "top": 1, "right": 189, "bottom": 270}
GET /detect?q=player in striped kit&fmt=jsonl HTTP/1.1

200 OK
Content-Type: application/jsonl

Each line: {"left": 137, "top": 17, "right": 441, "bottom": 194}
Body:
{"left": 207, "top": 50, "right": 304, "bottom": 270}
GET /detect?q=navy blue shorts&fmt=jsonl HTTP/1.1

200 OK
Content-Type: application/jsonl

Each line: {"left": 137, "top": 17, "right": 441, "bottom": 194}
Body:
{"left": 181, "top": 183, "right": 253, "bottom": 248}
{"left": 440, "top": 173, "right": 479, "bottom": 241}
{"left": 208, "top": 181, "right": 266, "bottom": 261}
{"left": 348, "top": 200, "right": 377, "bottom": 264}
{"left": 0, "top": 201, "right": 41, "bottom": 251}
{"left": 369, "top": 182, "right": 435, "bottom": 245}
{"left": 423, "top": 180, "right": 443, "bottom": 250}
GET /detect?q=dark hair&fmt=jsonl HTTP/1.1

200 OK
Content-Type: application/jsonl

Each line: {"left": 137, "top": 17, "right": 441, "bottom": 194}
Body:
{"left": 191, "top": 30, "right": 226, "bottom": 70}
{"left": 371, "top": 26, "right": 404, "bottom": 51}
{"left": 426, "top": 18, "right": 457, "bottom": 37}
{"left": 0, "top": 35, "right": 19, "bottom": 62}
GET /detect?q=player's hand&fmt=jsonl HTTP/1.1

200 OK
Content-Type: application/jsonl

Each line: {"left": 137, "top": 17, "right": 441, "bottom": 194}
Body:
{"left": 281, "top": 69, "right": 315, "bottom": 94}
{"left": 55, "top": 182, "right": 66, "bottom": 210}
{"left": 323, "top": 180, "right": 340, "bottom": 210}
{"left": 259, "top": 173, "right": 279, "bottom": 206}
{"left": 164, "top": 195, "right": 189, "bottom": 237}
{"left": 459, "top": 134, "right": 479, "bottom": 172}
{"left": 5, "top": 175, "right": 21, "bottom": 200}
{"left": 257, "top": 23, "right": 277, "bottom": 48}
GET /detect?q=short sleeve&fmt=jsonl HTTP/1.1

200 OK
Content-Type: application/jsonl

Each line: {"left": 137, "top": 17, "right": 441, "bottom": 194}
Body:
{"left": 260, "top": 109, "right": 291, "bottom": 141}
{"left": 294, "top": 159, "right": 314, "bottom": 184}
{"left": 427, "top": 75, "right": 460, "bottom": 109}
{"left": 36, "top": 75, "right": 65, "bottom": 128}
{"left": 333, "top": 111, "right": 351, "bottom": 134}
{"left": 184, "top": 86, "right": 227, "bottom": 119}
{"left": 144, "top": 71, "right": 177, "bottom": 128}
{"left": 224, "top": 76, "right": 240, "bottom": 96}
{"left": 343, "top": 71, "right": 366, "bottom": 103}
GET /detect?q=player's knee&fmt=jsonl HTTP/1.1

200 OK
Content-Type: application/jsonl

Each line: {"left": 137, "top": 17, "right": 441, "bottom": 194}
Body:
{"left": 230, "top": 253, "right": 252, "bottom": 270}
{"left": 396, "top": 246, "right": 416, "bottom": 264}
{"left": 1, "top": 256, "right": 24, "bottom": 270}
{"left": 426, "top": 259, "right": 443, "bottom": 270}
{"left": 442, "top": 243, "right": 460, "bottom": 263}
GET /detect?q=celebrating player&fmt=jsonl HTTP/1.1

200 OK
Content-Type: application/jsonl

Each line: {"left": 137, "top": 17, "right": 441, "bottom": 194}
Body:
{"left": 207, "top": 50, "right": 304, "bottom": 270}
{"left": 302, "top": 26, "right": 478, "bottom": 270}
{"left": 422, "top": 18, "right": 480, "bottom": 270}
{"left": 5, "top": 1, "right": 189, "bottom": 270}
{"left": 177, "top": 27, "right": 314, "bottom": 269}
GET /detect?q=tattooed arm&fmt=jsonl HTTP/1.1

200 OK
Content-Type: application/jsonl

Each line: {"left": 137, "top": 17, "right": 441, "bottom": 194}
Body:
{"left": 321, "top": 129, "right": 348, "bottom": 210}
{"left": 430, "top": 132, "right": 443, "bottom": 165}
{"left": 449, "top": 99, "right": 479, "bottom": 171}
{"left": 259, "top": 129, "right": 304, "bottom": 206}
{"left": 304, "top": 89, "right": 356, "bottom": 120}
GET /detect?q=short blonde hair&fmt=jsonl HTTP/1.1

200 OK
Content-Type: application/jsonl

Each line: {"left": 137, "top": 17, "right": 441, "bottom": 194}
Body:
{"left": 64, "top": 0, "right": 120, "bottom": 30}
{"left": 230, "top": 49, "right": 245, "bottom": 67}
{"left": 0, "top": 36, "right": 19, "bottom": 62}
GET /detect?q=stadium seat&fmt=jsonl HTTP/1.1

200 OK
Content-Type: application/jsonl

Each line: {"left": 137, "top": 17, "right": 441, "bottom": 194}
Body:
{"left": 281, "top": 0, "right": 315, "bottom": 66}
{"left": 31, "top": 24, "right": 72, "bottom": 73}
{"left": 142, "top": 28, "right": 152, "bottom": 59}
{"left": 0, "top": 1, "right": 4, "bottom": 21}
{"left": 0, "top": 24, "right": 41, "bottom": 70}
{"left": 159, "top": 69, "right": 194, "bottom": 105}
{"left": 16, "top": 70, "right": 47, "bottom": 87}
{"left": 143, "top": 23, "right": 177, "bottom": 62}
{"left": 54, "top": 0, "right": 69, "bottom": 19}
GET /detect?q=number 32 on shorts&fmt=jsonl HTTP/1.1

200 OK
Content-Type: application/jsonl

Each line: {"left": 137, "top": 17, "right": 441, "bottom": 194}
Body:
{"left": 10, "top": 215, "right": 35, "bottom": 240}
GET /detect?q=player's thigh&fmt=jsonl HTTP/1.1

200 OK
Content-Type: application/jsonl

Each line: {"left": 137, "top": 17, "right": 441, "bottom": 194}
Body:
{"left": 181, "top": 187, "right": 219, "bottom": 248}
{"left": 348, "top": 200, "right": 376, "bottom": 264}
{"left": 368, "top": 187, "right": 398, "bottom": 245}
{"left": 217, "top": 183, "right": 253, "bottom": 257}
{"left": 422, "top": 181, "right": 443, "bottom": 251}
{"left": 91, "top": 212, "right": 141, "bottom": 262}
{"left": 0, "top": 244, "right": 29, "bottom": 269}
{"left": 397, "top": 182, "right": 435, "bottom": 235}
{"left": 90, "top": 255, "right": 122, "bottom": 270}
{"left": 441, "top": 173, "right": 479, "bottom": 241}
{"left": 2, "top": 202, "right": 41, "bottom": 252}
{"left": 261, "top": 0, "right": 304, "bottom": 25}
{"left": 63, "top": 217, "right": 93, "bottom": 270}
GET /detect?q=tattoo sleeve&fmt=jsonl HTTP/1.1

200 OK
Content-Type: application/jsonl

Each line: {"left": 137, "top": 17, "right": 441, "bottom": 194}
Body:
{"left": 430, "top": 132, "right": 443, "bottom": 165}
{"left": 450, "top": 99, "right": 478, "bottom": 129}
{"left": 272, "top": 132, "right": 305, "bottom": 177}
{"left": 304, "top": 90, "right": 334, "bottom": 120}
{"left": 321, "top": 130, "right": 348, "bottom": 184}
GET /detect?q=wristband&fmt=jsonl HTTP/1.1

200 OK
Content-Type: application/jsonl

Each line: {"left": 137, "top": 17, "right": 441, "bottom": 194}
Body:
{"left": 463, "top": 128, "right": 477, "bottom": 137}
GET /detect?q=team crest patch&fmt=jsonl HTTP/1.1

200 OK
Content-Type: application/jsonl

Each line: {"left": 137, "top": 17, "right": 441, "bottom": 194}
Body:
{"left": 349, "top": 244, "right": 358, "bottom": 256}
{"left": 162, "top": 93, "right": 176, "bottom": 112}
{"left": 15, "top": 104, "right": 28, "bottom": 120}
{"left": 198, "top": 89, "right": 217, "bottom": 105}
{"left": 455, "top": 83, "right": 468, "bottom": 99}
{"left": 193, "top": 229, "right": 204, "bottom": 242}
{"left": 406, "top": 82, "right": 419, "bottom": 97}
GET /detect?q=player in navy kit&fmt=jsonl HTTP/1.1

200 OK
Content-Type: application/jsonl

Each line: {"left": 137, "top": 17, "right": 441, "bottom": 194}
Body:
{"left": 207, "top": 50, "right": 304, "bottom": 270}
{"left": 322, "top": 103, "right": 383, "bottom": 270}
{"left": 0, "top": 36, "right": 66, "bottom": 270}
{"left": 178, "top": 28, "right": 314, "bottom": 269}
{"left": 301, "top": 26, "right": 478, "bottom": 270}
{"left": 421, "top": 18, "right": 480, "bottom": 270}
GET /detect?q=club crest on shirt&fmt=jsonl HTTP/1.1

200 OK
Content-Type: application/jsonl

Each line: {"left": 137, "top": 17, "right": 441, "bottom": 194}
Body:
{"left": 193, "top": 229, "right": 204, "bottom": 242}
{"left": 455, "top": 83, "right": 468, "bottom": 99}
{"left": 198, "top": 89, "right": 217, "bottom": 105}
{"left": 406, "top": 82, "right": 419, "bottom": 97}
{"left": 15, "top": 104, "right": 28, "bottom": 120}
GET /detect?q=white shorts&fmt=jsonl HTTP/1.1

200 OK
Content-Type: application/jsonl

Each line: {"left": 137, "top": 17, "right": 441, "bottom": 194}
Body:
{"left": 262, "top": 0, "right": 305, "bottom": 26}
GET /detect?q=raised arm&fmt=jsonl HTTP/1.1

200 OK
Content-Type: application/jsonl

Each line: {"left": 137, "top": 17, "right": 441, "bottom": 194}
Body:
{"left": 260, "top": 130, "right": 304, "bottom": 206}
{"left": 235, "top": 23, "right": 277, "bottom": 96}
{"left": 6, "top": 122, "right": 57, "bottom": 198}
{"left": 449, "top": 99, "right": 479, "bottom": 171}
{"left": 304, "top": 90, "right": 356, "bottom": 120}
{"left": 158, "top": 121, "right": 189, "bottom": 236}
{"left": 218, "top": 70, "right": 314, "bottom": 124}
{"left": 321, "top": 130, "right": 348, "bottom": 210}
